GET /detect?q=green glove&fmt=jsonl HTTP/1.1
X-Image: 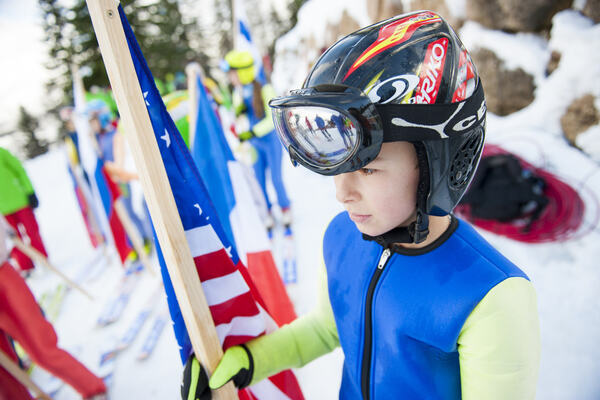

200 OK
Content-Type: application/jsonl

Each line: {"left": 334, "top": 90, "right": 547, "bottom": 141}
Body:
{"left": 181, "top": 355, "right": 210, "bottom": 400}
{"left": 209, "top": 345, "right": 253, "bottom": 389}
{"left": 181, "top": 345, "right": 254, "bottom": 400}
{"left": 238, "top": 130, "right": 255, "bottom": 142}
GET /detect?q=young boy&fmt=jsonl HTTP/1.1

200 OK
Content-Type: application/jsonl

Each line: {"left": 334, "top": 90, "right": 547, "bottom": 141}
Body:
{"left": 182, "top": 11, "right": 540, "bottom": 399}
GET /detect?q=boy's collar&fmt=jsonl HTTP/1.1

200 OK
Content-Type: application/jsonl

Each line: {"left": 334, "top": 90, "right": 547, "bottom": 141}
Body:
{"left": 362, "top": 211, "right": 429, "bottom": 247}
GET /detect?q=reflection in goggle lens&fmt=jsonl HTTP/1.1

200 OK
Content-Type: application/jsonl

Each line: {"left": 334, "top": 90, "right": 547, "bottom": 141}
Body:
{"left": 275, "top": 106, "right": 358, "bottom": 167}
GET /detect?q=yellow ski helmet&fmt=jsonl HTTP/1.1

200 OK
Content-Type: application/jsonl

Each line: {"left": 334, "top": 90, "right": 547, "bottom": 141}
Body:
{"left": 224, "top": 50, "right": 256, "bottom": 85}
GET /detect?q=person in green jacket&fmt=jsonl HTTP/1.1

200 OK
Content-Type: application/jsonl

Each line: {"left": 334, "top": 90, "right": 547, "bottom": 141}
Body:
{"left": 0, "top": 147, "right": 47, "bottom": 274}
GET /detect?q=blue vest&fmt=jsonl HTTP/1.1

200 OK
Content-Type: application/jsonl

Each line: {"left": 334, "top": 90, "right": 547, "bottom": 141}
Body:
{"left": 323, "top": 212, "right": 529, "bottom": 400}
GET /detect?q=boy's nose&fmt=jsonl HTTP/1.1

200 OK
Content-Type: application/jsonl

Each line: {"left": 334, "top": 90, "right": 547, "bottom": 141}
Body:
{"left": 334, "top": 172, "right": 360, "bottom": 203}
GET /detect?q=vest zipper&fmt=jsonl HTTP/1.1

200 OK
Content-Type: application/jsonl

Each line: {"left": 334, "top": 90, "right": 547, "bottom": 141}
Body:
{"left": 361, "top": 247, "right": 392, "bottom": 400}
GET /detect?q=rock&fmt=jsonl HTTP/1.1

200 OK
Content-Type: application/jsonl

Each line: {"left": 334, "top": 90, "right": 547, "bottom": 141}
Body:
{"left": 545, "top": 50, "right": 561, "bottom": 76}
{"left": 368, "top": 0, "right": 404, "bottom": 23}
{"left": 466, "top": 0, "right": 572, "bottom": 32}
{"left": 560, "top": 94, "right": 600, "bottom": 146}
{"left": 470, "top": 48, "right": 536, "bottom": 115}
{"left": 582, "top": 0, "right": 600, "bottom": 24}
{"left": 408, "top": 0, "right": 463, "bottom": 28}
{"left": 324, "top": 10, "right": 361, "bottom": 46}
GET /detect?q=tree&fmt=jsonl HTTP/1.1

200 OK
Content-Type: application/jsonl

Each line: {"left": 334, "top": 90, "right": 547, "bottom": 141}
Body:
{"left": 17, "top": 107, "right": 48, "bottom": 159}
{"left": 38, "top": 0, "right": 197, "bottom": 115}
{"left": 38, "top": 0, "right": 74, "bottom": 109}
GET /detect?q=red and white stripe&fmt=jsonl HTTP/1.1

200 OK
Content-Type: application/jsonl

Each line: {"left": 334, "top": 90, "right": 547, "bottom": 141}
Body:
{"left": 184, "top": 224, "right": 304, "bottom": 399}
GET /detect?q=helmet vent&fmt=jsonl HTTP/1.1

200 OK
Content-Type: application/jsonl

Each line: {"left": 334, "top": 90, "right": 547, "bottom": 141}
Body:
{"left": 449, "top": 133, "right": 482, "bottom": 189}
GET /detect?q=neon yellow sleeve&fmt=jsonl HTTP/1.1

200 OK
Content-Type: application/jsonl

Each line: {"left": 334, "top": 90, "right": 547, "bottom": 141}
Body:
{"left": 458, "top": 277, "right": 541, "bottom": 400}
{"left": 251, "top": 84, "right": 276, "bottom": 138}
{"left": 246, "top": 263, "right": 339, "bottom": 384}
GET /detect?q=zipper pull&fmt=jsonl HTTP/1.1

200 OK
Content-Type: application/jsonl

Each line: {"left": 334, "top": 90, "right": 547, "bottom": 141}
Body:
{"left": 377, "top": 248, "right": 391, "bottom": 269}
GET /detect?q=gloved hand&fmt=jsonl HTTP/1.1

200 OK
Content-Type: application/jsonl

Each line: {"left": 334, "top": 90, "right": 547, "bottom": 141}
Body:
{"left": 238, "top": 130, "right": 255, "bottom": 142}
{"left": 181, "top": 345, "right": 254, "bottom": 400}
{"left": 27, "top": 193, "right": 39, "bottom": 209}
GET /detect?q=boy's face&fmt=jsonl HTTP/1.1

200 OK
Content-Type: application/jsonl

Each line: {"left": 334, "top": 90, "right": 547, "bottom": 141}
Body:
{"left": 333, "top": 141, "right": 419, "bottom": 237}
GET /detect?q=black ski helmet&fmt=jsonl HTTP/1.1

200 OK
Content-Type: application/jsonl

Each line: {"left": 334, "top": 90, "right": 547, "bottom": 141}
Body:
{"left": 303, "top": 11, "right": 486, "bottom": 220}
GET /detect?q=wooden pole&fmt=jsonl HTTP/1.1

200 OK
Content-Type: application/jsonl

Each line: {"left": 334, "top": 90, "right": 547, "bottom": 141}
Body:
{"left": 113, "top": 199, "right": 155, "bottom": 276}
{"left": 0, "top": 349, "right": 52, "bottom": 400}
{"left": 85, "top": 1, "right": 236, "bottom": 398}
{"left": 12, "top": 237, "right": 94, "bottom": 301}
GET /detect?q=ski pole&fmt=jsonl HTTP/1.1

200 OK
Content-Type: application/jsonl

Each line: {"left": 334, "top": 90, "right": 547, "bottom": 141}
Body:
{"left": 11, "top": 237, "right": 94, "bottom": 301}
{"left": 0, "top": 349, "right": 52, "bottom": 400}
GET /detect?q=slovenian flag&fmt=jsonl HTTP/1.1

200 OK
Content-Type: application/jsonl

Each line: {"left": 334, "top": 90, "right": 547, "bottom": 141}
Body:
{"left": 116, "top": 5, "right": 304, "bottom": 399}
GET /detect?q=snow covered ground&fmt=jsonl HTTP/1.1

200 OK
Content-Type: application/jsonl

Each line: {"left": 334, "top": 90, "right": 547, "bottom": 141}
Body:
{"left": 15, "top": 3, "right": 600, "bottom": 400}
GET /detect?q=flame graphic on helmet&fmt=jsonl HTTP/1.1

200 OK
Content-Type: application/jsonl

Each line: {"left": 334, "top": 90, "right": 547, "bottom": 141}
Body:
{"left": 343, "top": 12, "right": 441, "bottom": 81}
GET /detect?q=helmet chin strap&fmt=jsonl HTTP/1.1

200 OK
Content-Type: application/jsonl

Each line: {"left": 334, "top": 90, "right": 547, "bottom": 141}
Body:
{"left": 362, "top": 209, "right": 430, "bottom": 247}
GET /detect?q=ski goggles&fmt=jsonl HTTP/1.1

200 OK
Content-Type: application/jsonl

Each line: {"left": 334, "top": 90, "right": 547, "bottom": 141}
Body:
{"left": 269, "top": 79, "right": 485, "bottom": 175}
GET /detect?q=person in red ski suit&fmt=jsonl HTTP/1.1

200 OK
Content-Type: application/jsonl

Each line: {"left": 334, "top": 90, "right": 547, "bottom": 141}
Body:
{"left": 0, "top": 215, "right": 107, "bottom": 400}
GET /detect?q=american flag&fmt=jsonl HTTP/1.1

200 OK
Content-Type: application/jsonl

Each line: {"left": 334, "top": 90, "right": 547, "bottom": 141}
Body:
{"left": 117, "top": 5, "right": 304, "bottom": 399}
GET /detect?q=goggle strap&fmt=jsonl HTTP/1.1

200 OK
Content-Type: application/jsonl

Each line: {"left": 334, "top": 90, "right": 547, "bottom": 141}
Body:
{"left": 378, "top": 81, "right": 485, "bottom": 142}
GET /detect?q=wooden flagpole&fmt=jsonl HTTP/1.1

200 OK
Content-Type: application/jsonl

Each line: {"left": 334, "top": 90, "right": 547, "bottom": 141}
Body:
{"left": 12, "top": 237, "right": 94, "bottom": 301}
{"left": 0, "top": 350, "right": 52, "bottom": 400}
{"left": 85, "top": 1, "right": 236, "bottom": 398}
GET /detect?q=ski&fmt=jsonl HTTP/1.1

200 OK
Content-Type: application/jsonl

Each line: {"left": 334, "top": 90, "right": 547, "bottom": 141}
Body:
{"left": 116, "top": 284, "right": 163, "bottom": 351}
{"left": 38, "top": 283, "right": 67, "bottom": 323}
{"left": 96, "top": 339, "right": 119, "bottom": 392}
{"left": 97, "top": 272, "right": 139, "bottom": 326}
{"left": 268, "top": 214, "right": 298, "bottom": 285}
{"left": 136, "top": 309, "right": 169, "bottom": 361}
{"left": 282, "top": 225, "right": 297, "bottom": 284}
{"left": 29, "top": 365, "right": 64, "bottom": 398}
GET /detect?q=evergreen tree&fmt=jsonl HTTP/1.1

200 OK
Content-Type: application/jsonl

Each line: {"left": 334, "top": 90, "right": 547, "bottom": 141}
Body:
{"left": 215, "top": 0, "right": 234, "bottom": 60}
{"left": 267, "top": 0, "right": 306, "bottom": 59}
{"left": 38, "top": 0, "right": 197, "bottom": 112}
{"left": 38, "top": 0, "right": 74, "bottom": 109}
{"left": 17, "top": 106, "right": 48, "bottom": 159}
{"left": 67, "top": 0, "right": 109, "bottom": 90}
{"left": 123, "top": 0, "right": 196, "bottom": 81}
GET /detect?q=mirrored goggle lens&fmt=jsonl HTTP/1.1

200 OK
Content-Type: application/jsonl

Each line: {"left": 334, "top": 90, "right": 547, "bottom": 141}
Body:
{"left": 273, "top": 106, "right": 360, "bottom": 168}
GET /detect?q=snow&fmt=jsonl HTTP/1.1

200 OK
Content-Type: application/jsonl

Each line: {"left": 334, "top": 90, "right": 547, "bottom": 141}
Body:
{"left": 12, "top": 2, "right": 600, "bottom": 400}
{"left": 459, "top": 21, "right": 550, "bottom": 87}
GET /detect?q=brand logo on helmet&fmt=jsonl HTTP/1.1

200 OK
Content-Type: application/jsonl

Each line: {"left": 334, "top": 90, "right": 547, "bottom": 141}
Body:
{"left": 367, "top": 74, "right": 419, "bottom": 104}
{"left": 391, "top": 99, "right": 486, "bottom": 139}
{"left": 413, "top": 38, "right": 448, "bottom": 104}
{"left": 453, "top": 100, "right": 487, "bottom": 132}
{"left": 343, "top": 12, "right": 442, "bottom": 81}
{"left": 452, "top": 50, "right": 476, "bottom": 102}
